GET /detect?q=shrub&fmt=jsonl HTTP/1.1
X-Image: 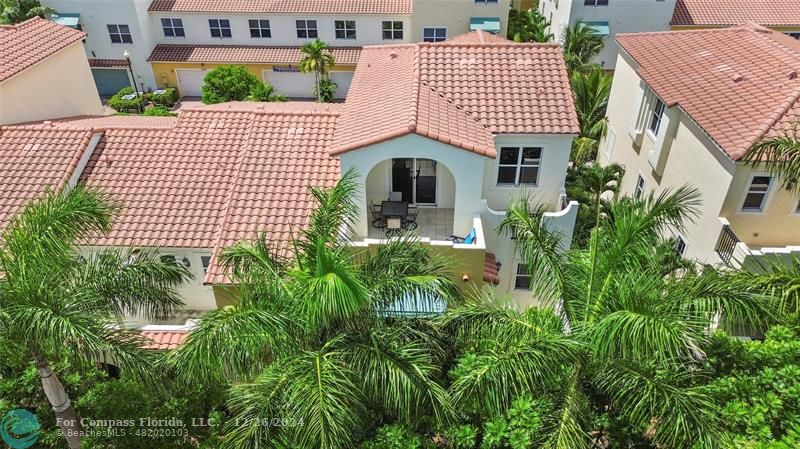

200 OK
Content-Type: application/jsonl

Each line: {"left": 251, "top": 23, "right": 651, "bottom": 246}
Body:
{"left": 107, "top": 87, "right": 145, "bottom": 112}
{"left": 315, "top": 78, "right": 338, "bottom": 103}
{"left": 246, "top": 81, "right": 288, "bottom": 102}
{"left": 360, "top": 424, "right": 425, "bottom": 449}
{"left": 143, "top": 105, "right": 177, "bottom": 116}
{"left": 200, "top": 65, "right": 259, "bottom": 104}
{"left": 150, "top": 87, "right": 178, "bottom": 107}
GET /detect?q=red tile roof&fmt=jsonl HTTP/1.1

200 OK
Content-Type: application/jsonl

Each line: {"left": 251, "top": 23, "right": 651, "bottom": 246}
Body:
{"left": 672, "top": 0, "right": 800, "bottom": 27}
{"left": 148, "top": 0, "right": 412, "bottom": 15}
{"left": 148, "top": 44, "right": 361, "bottom": 66}
{"left": 0, "top": 17, "right": 86, "bottom": 83}
{"left": 483, "top": 252, "right": 499, "bottom": 285}
{"left": 330, "top": 39, "right": 578, "bottom": 156}
{"left": 140, "top": 330, "right": 189, "bottom": 350}
{"left": 616, "top": 24, "right": 800, "bottom": 161}
{"left": 0, "top": 126, "right": 94, "bottom": 228}
{"left": 88, "top": 58, "right": 128, "bottom": 68}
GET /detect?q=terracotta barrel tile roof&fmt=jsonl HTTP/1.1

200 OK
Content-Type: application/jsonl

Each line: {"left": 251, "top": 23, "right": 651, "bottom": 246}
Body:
{"left": 88, "top": 58, "right": 128, "bottom": 68}
{"left": 148, "top": 0, "right": 412, "bottom": 15}
{"left": 672, "top": 0, "right": 800, "bottom": 27}
{"left": 330, "top": 38, "right": 579, "bottom": 156}
{"left": 148, "top": 44, "right": 361, "bottom": 65}
{"left": 616, "top": 24, "right": 800, "bottom": 161}
{"left": 140, "top": 330, "right": 189, "bottom": 350}
{"left": 0, "top": 17, "right": 86, "bottom": 83}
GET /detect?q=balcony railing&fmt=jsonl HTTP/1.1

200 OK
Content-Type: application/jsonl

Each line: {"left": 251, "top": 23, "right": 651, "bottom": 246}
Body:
{"left": 715, "top": 224, "right": 740, "bottom": 265}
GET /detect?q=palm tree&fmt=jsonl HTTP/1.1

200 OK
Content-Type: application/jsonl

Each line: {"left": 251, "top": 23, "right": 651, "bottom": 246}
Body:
{"left": 442, "top": 186, "right": 774, "bottom": 448}
{"left": 562, "top": 22, "right": 605, "bottom": 73}
{"left": 169, "top": 170, "right": 460, "bottom": 449}
{"left": 565, "top": 161, "right": 624, "bottom": 246}
{"left": 0, "top": 186, "right": 190, "bottom": 449}
{"left": 299, "top": 38, "right": 336, "bottom": 102}
{"left": 743, "top": 126, "right": 800, "bottom": 195}
{"left": 507, "top": 8, "right": 553, "bottom": 43}
{"left": 570, "top": 68, "right": 612, "bottom": 165}
{"left": 0, "top": 0, "right": 55, "bottom": 24}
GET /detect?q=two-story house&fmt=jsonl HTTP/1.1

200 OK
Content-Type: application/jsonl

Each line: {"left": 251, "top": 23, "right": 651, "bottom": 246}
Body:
{"left": 599, "top": 24, "right": 800, "bottom": 268}
{"left": 671, "top": 0, "right": 800, "bottom": 39}
{"left": 42, "top": 0, "right": 511, "bottom": 98}
{"left": 538, "top": 0, "right": 677, "bottom": 69}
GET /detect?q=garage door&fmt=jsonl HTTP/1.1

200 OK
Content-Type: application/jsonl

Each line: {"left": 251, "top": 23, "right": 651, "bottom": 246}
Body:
{"left": 330, "top": 72, "right": 354, "bottom": 99}
{"left": 91, "top": 69, "right": 131, "bottom": 96}
{"left": 264, "top": 71, "right": 316, "bottom": 99}
{"left": 176, "top": 69, "right": 208, "bottom": 97}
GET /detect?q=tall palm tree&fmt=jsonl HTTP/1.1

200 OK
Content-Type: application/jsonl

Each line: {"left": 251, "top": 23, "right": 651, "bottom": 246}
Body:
{"left": 0, "top": 0, "right": 55, "bottom": 24}
{"left": 562, "top": 22, "right": 605, "bottom": 73}
{"left": 743, "top": 126, "right": 800, "bottom": 195}
{"left": 565, "top": 162, "right": 624, "bottom": 246}
{"left": 507, "top": 8, "right": 553, "bottom": 43}
{"left": 442, "top": 186, "right": 774, "bottom": 448}
{"left": 299, "top": 38, "right": 336, "bottom": 102}
{"left": 570, "top": 68, "right": 612, "bottom": 165}
{"left": 169, "top": 170, "right": 460, "bottom": 449}
{"left": 0, "top": 186, "right": 190, "bottom": 449}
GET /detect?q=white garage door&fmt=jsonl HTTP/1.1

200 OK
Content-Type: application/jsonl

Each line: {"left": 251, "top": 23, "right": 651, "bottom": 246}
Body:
{"left": 330, "top": 72, "right": 354, "bottom": 99}
{"left": 264, "top": 71, "right": 316, "bottom": 99}
{"left": 176, "top": 69, "right": 208, "bottom": 97}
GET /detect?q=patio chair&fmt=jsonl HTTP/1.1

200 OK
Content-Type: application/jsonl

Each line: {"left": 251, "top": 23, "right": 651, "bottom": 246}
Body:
{"left": 402, "top": 205, "right": 419, "bottom": 230}
{"left": 385, "top": 218, "right": 403, "bottom": 238}
{"left": 388, "top": 191, "right": 403, "bottom": 201}
{"left": 369, "top": 200, "right": 385, "bottom": 228}
{"left": 448, "top": 228, "right": 477, "bottom": 244}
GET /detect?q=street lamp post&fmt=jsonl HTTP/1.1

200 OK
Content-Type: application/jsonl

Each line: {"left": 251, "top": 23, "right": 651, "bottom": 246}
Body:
{"left": 123, "top": 50, "right": 142, "bottom": 113}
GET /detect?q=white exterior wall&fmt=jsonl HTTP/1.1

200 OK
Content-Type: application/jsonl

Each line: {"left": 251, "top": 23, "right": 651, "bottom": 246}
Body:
{"left": 412, "top": 0, "right": 512, "bottom": 40}
{"left": 43, "top": 0, "right": 157, "bottom": 90}
{"left": 0, "top": 41, "right": 104, "bottom": 124}
{"left": 539, "top": 0, "right": 676, "bottom": 69}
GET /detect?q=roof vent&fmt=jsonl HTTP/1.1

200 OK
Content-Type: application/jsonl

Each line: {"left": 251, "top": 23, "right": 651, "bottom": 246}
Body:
{"left": 389, "top": 51, "right": 397, "bottom": 59}
{"left": 288, "top": 127, "right": 305, "bottom": 135}
{"left": 790, "top": 70, "right": 798, "bottom": 80}
{"left": 732, "top": 73, "right": 744, "bottom": 83}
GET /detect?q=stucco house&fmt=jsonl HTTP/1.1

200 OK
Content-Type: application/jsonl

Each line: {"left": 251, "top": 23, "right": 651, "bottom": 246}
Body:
{"left": 0, "top": 17, "right": 104, "bottom": 125}
{"left": 599, "top": 24, "right": 800, "bottom": 268}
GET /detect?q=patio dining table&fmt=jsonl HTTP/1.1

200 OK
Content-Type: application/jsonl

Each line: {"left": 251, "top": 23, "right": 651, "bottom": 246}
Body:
{"left": 381, "top": 201, "right": 409, "bottom": 219}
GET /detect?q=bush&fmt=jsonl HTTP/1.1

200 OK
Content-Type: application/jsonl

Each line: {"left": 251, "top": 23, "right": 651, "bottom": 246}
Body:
{"left": 200, "top": 65, "right": 259, "bottom": 104}
{"left": 315, "top": 78, "right": 338, "bottom": 103}
{"left": 150, "top": 88, "right": 178, "bottom": 107}
{"left": 360, "top": 424, "right": 425, "bottom": 449}
{"left": 143, "top": 106, "right": 177, "bottom": 117}
{"left": 107, "top": 87, "right": 145, "bottom": 112}
{"left": 246, "top": 81, "right": 288, "bottom": 102}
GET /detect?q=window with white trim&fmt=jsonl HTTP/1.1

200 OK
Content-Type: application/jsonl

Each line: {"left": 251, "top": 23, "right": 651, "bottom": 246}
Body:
{"left": 514, "top": 264, "right": 531, "bottom": 290}
{"left": 584, "top": 0, "right": 609, "bottom": 5}
{"left": 335, "top": 20, "right": 357, "bottom": 39}
{"left": 674, "top": 236, "right": 687, "bottom": 257}
{"left": 249, "top": 19, "right": 271, "bottom": 38}
{"left": 107, "top": 24, "right": 132, "bottom": 44}
{"left": 161, "top": 18, "right": 184, "bottom": 38}
{"left": 296, "top": 20, "right": 318, "bottom": 38}
{"left": 201, "top": 256, "right": 211, "bottom": 275}
{"left": 209, "top": 19, "right": 231, "bottom": 38}
{"left": 634, "top": 174, "right": 646, "bottom": 199}
{"left": 741, "top": 175, "right": 772, "bottom": 212}
{"left": 423, "top": 27, "right": 447, "bottom": 42}
{"left": 497, "top": 147, "right": 542, "bottom": 186}
{"left": 648, "top": 97, "right": 665, "bottom": 136}
{"left": 382, "top": 21, "right": 403, "bottom": 40}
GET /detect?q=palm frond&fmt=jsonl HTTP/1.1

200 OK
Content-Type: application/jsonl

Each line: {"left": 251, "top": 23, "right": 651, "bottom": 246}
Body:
{"left": 541, "top": 368, "right": 592, "bottom": 449}
{"left": 742, "top": 125, "right": 800, "bottom": 194}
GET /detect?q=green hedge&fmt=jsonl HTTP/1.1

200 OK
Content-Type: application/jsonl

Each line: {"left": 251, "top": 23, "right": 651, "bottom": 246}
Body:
{"left": 150, "top": 88, "right": 178, "bottom": 107}
{"left": 107, "top": 87, "right": 146, "bottom": 112}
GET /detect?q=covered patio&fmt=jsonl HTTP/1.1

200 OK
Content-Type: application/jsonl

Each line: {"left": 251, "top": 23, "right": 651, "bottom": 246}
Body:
{"left": 367, "top": 208, "right": 455, "bottom": 241}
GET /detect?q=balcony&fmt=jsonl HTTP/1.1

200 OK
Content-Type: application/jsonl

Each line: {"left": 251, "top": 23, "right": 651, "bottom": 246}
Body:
{"left": 715, "top": 218, "right": 800, "bottom": 268}
{"left": 367, "top": 208, "right": 454, "bottom": 241}
{"left": 715, "top": 222, "right": 740, "bottom": 265}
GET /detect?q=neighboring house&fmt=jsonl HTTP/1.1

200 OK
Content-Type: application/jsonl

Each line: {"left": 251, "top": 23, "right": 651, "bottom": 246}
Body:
{"left": 42, "top": 0, "right": 511, "bottom": 96}
{"left": 0, "top": 31, "right": 579, "bottom": 324}
{"left": 538, "top": 0, "right": 677, "bottom": 69}
{"left": 598, "top": 24, "right": 800, "bottom": 269}
{"left": 671, "top": 0, "right": 800, "bottom": 39}
{"left": 0, "top": 17, "right": 103, "bottom": 125}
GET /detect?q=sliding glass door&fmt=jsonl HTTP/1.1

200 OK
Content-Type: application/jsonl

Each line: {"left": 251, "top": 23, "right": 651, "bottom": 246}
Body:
{"left": 391, "top": 158, "right": 437, "bottom": 205}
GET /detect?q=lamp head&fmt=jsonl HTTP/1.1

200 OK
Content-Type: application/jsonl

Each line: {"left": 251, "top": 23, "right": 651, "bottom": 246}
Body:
{"left": 123, "top": 50, "right": 131, "bottom": 60}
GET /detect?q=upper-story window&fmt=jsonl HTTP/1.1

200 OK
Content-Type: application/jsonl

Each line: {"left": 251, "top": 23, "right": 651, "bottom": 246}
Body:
{"left": 335, "top": 20, "right": 357, "bottom": 40}
{"left": 249, "top": 19, "right": 271, "bottom": 38}
{"left": 107, "top": 24, "right": 132, "bottom": 44}
{"left": 475, "top": 0, "right": 498, "bottom": 3}
{"left": 382, "top": 21, "right": 403, "bottom": 40}
{"left": 648, "top": 98, "right": 665, "bottom": 136}
{"left": 201, "top": 255, "right": 211, "bottom": 275}
{"left": 584, "top": 0, "right": 609, "bottom": 5}
{"left": 741, "top": 175, "right": 773, "bottom": 212}
{"left": 674, "top": 236, "right": 687, "bottom": 257}
{"left": 209, "top": 19, "right": 232, "bottom": 38}
{"left": 634, "top": 174, "right": 646, "bottom": 199}
{"left": 296, "top": 20, "right": 318, "bottom": 38}
{"left": 514, "top": 264, "right": 531, "bottom": 290}
{"left": 161, "top": 18, "right": 184, "bottom": 37}
{"left": 423, "top": 27, "right": 447, "bottom": 43}
{"left": 497, "top": 147, "right": 541, "bottom": 186}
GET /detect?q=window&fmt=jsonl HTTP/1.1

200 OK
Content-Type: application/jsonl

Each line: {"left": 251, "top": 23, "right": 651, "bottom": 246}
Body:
{"left": 161, "top": 255, "right": 177, "bottom": 265}
{"left": 741, "top": 176, "right": 772, "bottom": 212}
{"left": 209, "top": 19, "right": 231, "bottom": 38}
{"left": 584, "top": 0, "right": 609, "bottom": 5}
{"left": 497, "top": 147, "right": 542, "bottom": 186}
{"left": 335, "top": 20, "right": 357, "bottom": 39}
{"left": 296, "top": 19, "right": 318, "bottom": 38}
{"left": 674, "top": 236, "right": 687, "bottom": 257}
{"left": 161, "top": 18, "right": 184, "bottom": 37}
{"left": 634, "top": 174, "right": 646, "bottom": 199}
{"left": 249, "top": 19, "right": 271, "bottom": 38}
{"left": 648, "top": 97, "right": 665, "bottom": 136}
{"left": 474, "top": 0, "right": 498, "bottom": 3}
{"left": 423, "top": 27, "right": 447, "bottom": 42}
{"left": 201, "top": 256, "right": 211, "bottom": 274}
{"left": 107, "top": 24, "right": 132, "bottom": 44}
{"left": 514, "top": 264, "right": 531, "bottom": 290}
{"left": 382, "top": 21, "right": 403, "bottom": 40}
